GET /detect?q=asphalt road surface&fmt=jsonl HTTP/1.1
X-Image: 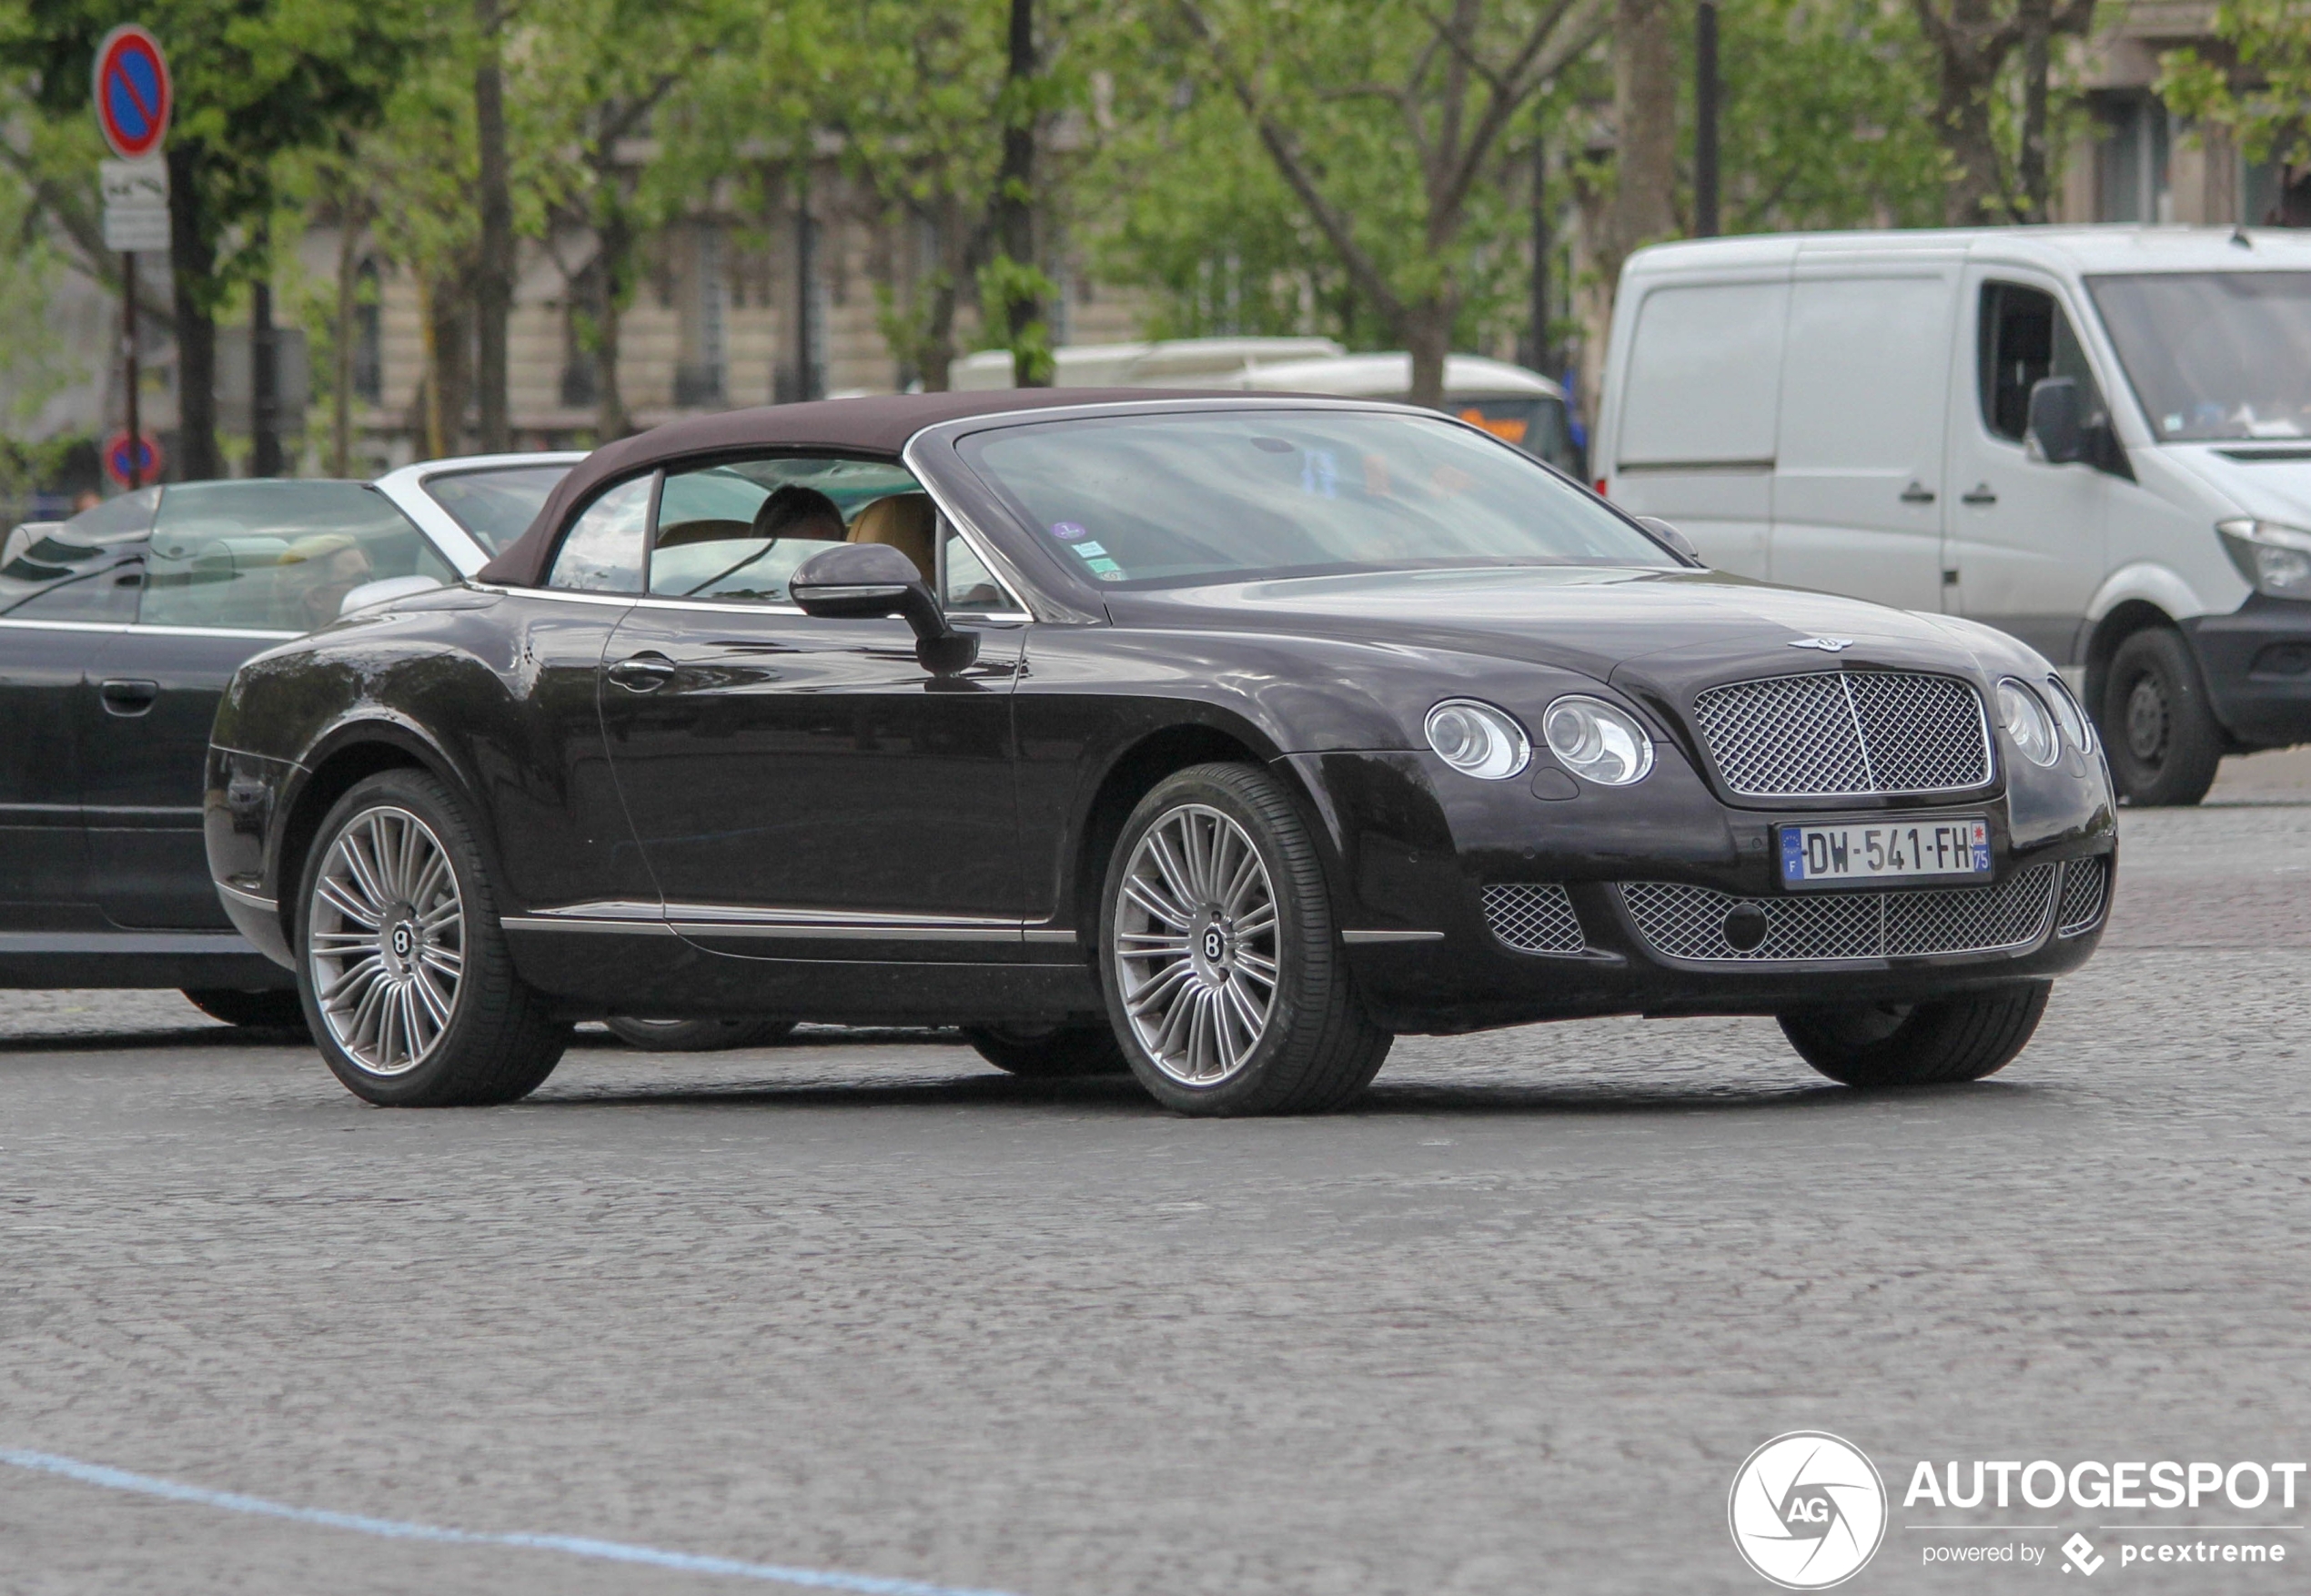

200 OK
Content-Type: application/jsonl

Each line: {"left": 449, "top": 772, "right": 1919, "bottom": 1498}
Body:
{"left": 5, "top": 748, "right": 2308, "bottom": 1596}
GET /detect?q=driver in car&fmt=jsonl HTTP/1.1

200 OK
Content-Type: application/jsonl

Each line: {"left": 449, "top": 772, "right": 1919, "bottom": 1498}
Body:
{"left": 278, "top": 532, "right": 375, "bottom": 631}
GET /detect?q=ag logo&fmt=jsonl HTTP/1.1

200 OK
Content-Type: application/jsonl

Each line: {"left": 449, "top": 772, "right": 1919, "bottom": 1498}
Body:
{"left": 1728, "top": 1431, "right": 1887, "bottom": 1589}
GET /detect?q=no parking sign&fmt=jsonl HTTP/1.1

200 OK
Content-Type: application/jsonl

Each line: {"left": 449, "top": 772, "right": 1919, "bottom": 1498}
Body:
{"left": 92, "top": 25, "right": 172, "bottom": 161}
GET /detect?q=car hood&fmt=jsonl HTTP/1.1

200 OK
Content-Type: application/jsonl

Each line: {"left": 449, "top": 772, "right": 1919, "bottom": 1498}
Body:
{"left": 2164, "top": 443, "right": 2311, "bottom": 527}
{"left": 1100, "top": 565, "right": 1962, "bottom": 682}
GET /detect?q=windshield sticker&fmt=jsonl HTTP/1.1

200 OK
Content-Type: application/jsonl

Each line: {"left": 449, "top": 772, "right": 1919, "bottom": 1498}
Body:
{"left": 1049, "top": 520, "right": 1087, "bottom": 540}
{"left": 1070, "top": 540, "right": 1108, "bottom": 559}
{"left": 1084, "top": 555, "right": 1123, "bottom": 577}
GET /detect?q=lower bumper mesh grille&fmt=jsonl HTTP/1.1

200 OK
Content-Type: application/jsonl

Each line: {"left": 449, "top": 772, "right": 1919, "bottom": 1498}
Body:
{"left": 2056, "top": 855, "right": 2110, "bottom": 936}
{"left": 1482, "top": 883, "right": 1585, "bottom": 954}
{"left": 1619, "top": 865, "right": 2059, "bottom": 964}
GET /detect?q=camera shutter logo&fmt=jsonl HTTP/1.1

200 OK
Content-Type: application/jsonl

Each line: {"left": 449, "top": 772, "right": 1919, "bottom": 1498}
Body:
{"left": 1728, "top": 1431, "right": 1887, "bottom": 1589}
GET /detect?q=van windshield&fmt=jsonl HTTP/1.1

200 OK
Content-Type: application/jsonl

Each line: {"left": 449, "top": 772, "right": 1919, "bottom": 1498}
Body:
{"left": 2088, "top": 272, "right": 2311, "bottom": 441}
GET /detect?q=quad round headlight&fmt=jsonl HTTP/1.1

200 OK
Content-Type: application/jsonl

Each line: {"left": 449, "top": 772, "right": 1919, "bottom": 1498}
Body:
{"left": 1540, "top": 694, "right": 1654, "bottom": 786}
{"left": 2044, "top": 673, "right": 2093, "bottom": 753}
{"left": 1425, "top": 699, "right": 1531, "bottom": 780}
{"left": 1997, "top": 678, "right": 2060, "bottom": 767}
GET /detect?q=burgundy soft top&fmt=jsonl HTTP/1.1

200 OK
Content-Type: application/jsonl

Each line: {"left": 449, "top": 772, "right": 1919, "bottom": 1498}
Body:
{"left": 476, "top": 387, "right": 1254, "bottom": 588}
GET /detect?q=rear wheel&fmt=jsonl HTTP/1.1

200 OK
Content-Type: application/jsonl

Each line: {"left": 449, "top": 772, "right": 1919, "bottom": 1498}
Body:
{"left": 605, "top": 1016, "right": 797, "bottom": 1052}
{"left": 298, "top": 769, "right": 569, "bottom": 1106}
{"left": 1779, "top": 981, "right": 2051, "bottom": 1087}
{"left": 1100, "top": 763, "right": 1390, "bottom": 1116}
{"left": 962, "top": 1023, "right": 1130, "bottom": 1078}
{"left": 182, "top": 987, "right": 308, "bottom": 1033}
{"left": 2101, "top": 627, "right": 2221, "bottom": 806}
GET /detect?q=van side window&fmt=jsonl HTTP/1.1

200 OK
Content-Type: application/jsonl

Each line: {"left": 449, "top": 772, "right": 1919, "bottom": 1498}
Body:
{"left": 1979, "top": 284, "right": 2104, "bottom": 444}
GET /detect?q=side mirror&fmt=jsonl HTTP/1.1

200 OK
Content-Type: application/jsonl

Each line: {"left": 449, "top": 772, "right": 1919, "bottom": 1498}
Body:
{"left": 2025, "top": 377, "right": 2086, "bottom": 465}
{"left": 1635, "top": 516, "right": 1703, "bottom": 565}
{"left": 338, "top": 573, "right": 449, "bottom": 617}
{"left": 791, "top": 542, "right": 980, "bottom": 673}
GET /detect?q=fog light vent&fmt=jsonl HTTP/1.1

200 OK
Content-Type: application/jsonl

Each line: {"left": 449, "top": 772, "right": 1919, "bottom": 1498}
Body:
{"left": 2056, "top": 855, "right": 2110, "bottom": 937}
{"left": 1481, "top": 883, "right": 1585, "bottom": 954}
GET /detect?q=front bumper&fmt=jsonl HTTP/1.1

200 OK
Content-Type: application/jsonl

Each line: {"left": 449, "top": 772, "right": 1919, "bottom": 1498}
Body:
{"left": 2185, "top": 595, "right": 2311, "bottom": 748}
{"left": 1285, "top": 742, "right": 2116, "bottom": 1035}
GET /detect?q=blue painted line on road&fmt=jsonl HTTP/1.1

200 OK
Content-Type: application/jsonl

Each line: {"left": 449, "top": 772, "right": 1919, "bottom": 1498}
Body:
{"left": 0, "top": 1449, "right": 1024, "bottom": 1596}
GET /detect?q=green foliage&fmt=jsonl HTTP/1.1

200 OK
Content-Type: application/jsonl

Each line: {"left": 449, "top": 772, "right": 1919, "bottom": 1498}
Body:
{"left": 2161, "top": 0, "right": 2311, "bottom": 167}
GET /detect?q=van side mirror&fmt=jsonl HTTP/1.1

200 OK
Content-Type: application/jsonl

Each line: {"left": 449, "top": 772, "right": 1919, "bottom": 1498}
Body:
{"left": 2026, "top": 378, "right": 2086, "bottom": 465}
{"left": 791, "top": 541, "right": 979, "bottom": 673}
{"left": 1635, "top": 516, "right": 1703, "bottom": 566}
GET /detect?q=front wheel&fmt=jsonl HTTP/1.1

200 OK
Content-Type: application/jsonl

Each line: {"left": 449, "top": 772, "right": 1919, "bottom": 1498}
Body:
{"left": 2101, "top": 627, "right": 2221, "bottom": 806}
{"left": 605, "top": 1016, "right": 797, "bottom": 1052}
{"left": 1779, "top": 981, "right": 2051, "bottom": 1088}
{"left": 298, "top": 769, "right": 569, "bottom": 1106}
{"left": 1100, "top": 763, "right": 1389, "bottom": 1116}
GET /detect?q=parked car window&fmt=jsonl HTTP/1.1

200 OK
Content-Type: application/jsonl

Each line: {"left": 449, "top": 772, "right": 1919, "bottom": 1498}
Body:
{"left": 1451, "top": 397, "right": 1580, "bottom": 476}
{"left": 0, "top": 487, "right": 156, "bottom": 620}
{"left": 548, "top": 474, "right": 655, "bottom": 593}
{"left": 1978, "top": 283, "right": 2105, "bottom": 444}
{"left": 959, "top": 409, "right": 1674, "bottom": 589}
{"left": 644, "top": 457, "right": 923, "bottom": 602}
{"left": 141, "top": 481, "right": 454, "bottom": 632}
{"left": 420, "top": 463, "right": 571, "bottom": 552}
{"left": 2088, "top": 271, "right": 2311, "bottom": 441}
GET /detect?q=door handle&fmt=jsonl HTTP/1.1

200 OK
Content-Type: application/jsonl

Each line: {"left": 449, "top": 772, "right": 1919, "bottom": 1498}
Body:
{"left": 1900, "top": 481, "right": 1936, "bottom": 504}
{"left": 1961, "top": 484, "right": 1998, "bottom": 506}
{"left": 98, "top": 678, "right": 158, "bottom": 716}
{"left": 606, "top": 654, "right": 678, "bottom": 692}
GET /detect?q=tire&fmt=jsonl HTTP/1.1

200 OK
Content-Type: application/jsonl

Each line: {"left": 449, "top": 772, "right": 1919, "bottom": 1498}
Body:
{"left": 1099, "top": 762, "right": 1391, "bottom": 1116}
{"left": 962, "top": 1022, "right": 1131, "bottom": 1078}
{"left": 2101, "top": 627, "right": 2221, "bottom": 806}
{"left": 182, "top": 987, "right": 309, "bottom": 1033}
{"left": 605, "top": 1015, "right": 797, "bottom": 1052}
{"left": 296, "top": 769, "right": 569, "bottom": 1106}
{"left": 1779, "top": 981, "right": 2052, "bottom": 1088}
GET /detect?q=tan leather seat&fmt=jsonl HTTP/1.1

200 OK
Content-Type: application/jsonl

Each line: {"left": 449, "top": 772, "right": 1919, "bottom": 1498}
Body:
{"left": 846, "top": 492, "right": 936, "bottom": 583}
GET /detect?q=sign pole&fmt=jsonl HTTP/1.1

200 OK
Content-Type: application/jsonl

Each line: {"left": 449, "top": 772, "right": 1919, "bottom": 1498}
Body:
{"left": 122, "top": 251, "right": 140, "bottom": 490}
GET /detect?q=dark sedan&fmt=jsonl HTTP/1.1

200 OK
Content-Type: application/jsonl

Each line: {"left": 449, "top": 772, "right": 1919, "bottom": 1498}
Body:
{"left": 206, "top": 391, "right": 2116, "bottom": 1114}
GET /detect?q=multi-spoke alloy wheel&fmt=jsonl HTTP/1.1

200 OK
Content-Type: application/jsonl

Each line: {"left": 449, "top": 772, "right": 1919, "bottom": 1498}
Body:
{"left": 297, "top": 770, "right": 567, "bottom": 1106}
{"left": 1114, "top": 803, "right": 1279, "bottom": 1086}
{"left": 308, "top": 805, "right": 465, "bottom": 1076}
{"left": 1100, "top": 763, "right": 1391, "bottom": 1116}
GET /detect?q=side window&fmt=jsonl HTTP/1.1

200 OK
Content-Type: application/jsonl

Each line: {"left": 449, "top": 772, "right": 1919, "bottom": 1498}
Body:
{"left": 642, "top": 456, "right": 924, "bottom": 602}
{"left": 941, "top": 520, "right": 1009, "bottom": 611}
{"left": 548, "top": 474, "right": 654, "bottom": 592}
{"left": 1979, "top": 283, "right": 2105, "bottom": 444}
{"left": 142, "top": 482, "right": 455, "bottom": 632}
{"left": 1, "top": 488, "right": 156, "bottom": 621}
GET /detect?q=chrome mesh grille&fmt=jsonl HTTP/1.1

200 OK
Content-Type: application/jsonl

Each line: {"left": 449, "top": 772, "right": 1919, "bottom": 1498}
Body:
{"left": 1619, "top": 865, "right": 2057, "bottom": 964}
{"left": 1482, "top": 883, "right": 1585, "bottom": 954}
{"left": 2056, "top": 856, "right": 2110, "bottom": 936}
{"left": 1691, "top": 671, "right": 1991, "bottom": 797}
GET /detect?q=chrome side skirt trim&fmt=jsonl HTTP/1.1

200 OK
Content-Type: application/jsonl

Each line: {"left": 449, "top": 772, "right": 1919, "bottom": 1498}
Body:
{"left": 503, "top": 900, "right": 1078, "bottom": 944}
{"left": 1342, "top": 928, "right": 1447, "bottom": 944}
{"left": 213, "top": 881, "right": 278, "bottom": 914}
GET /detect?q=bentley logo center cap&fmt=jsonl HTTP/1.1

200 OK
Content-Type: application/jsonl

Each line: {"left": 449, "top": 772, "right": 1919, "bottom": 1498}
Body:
{"left": 1787, "top": 636, "right": 1856, "bottom": 652}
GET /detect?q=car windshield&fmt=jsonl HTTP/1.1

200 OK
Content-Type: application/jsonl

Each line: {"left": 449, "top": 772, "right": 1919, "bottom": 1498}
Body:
{"left": 2088, "top": 272, "right": 2311, "bottom": 441}
{"left": 955, "top": 409, "right": 1665, "bottom": 588}
{"left": 419, "top": 463, "right": 571, "bottom": 551}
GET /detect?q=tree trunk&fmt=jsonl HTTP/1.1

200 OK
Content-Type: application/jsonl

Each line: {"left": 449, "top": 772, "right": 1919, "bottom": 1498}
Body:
{"left": 1406, "top": 302, "right": 1455, "bottom": 409}
{"left": 250, "top": 266, "right": 282, "bottom": 477}
{"left": 994, "top": 0, "right": 1048, "bottom": 387}
{"left": 167, "top": 145, "right": 221, "bottom": 481}
{"left": 473, "top": 0, "right": 514, "bottom": 452}
{"left": 2017, "top": 0, "right": 2053, "bottom": 222}
{"left": 421, "top": 268, "right": 473, "bottom": 458}
{"left": 1610, "top": 0, "right": 1679, "bottom": 263}
{"left": 593, "top": 203, "right": 631, "bottom": 439}
{"left": 1925, "top": 0, "right": 2013, "bottom": 224}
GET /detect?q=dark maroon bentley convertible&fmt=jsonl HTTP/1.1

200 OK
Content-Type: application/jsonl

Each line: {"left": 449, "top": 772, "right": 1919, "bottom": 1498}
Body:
{"left": 205, "top": 391, "right": 2114, "bottom": 1115}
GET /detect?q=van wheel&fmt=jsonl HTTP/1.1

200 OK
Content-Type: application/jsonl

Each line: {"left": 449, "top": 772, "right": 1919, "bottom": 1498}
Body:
{"left": 962, "top": 1023, "right": 1131, "bottom": 1077}
{"left": 1100, "top": 763, "right": 1391, "bottom": 1116}
{"left": 182, "top": 987, "right": 309, "bottom": 1033}
{"left": 1779, "top": 981, "right": 2051, "bottom": 1087}
{"left": 2101, "top": 628, "right": 2221, "bottom": 806}
{"left": 605, "top": 1016, "right": 796, "bottom": 1052}
{"left": 298, "top": 770, "right": 569, "bottom": 1106}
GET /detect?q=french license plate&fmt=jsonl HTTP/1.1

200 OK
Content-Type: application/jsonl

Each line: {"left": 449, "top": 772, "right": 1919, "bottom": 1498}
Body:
{"left": 1778, "top": 816, "right": 1991, "bottom": 888}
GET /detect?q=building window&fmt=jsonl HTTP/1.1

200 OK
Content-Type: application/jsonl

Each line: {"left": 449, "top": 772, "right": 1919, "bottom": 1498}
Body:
{"left": 674, "top": 223, "right": 727, "bottom": 408}
{"left": 351, "top": 258, "right": 383, "bottom": 404}
{"left": 2098, "top": 94, "right": 2172, "bottom": 223}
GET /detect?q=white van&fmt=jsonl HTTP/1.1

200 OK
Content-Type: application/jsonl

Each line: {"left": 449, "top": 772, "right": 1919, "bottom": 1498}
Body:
{"left": 1594, "top": 227, "right": 2311, "bottom": 803}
